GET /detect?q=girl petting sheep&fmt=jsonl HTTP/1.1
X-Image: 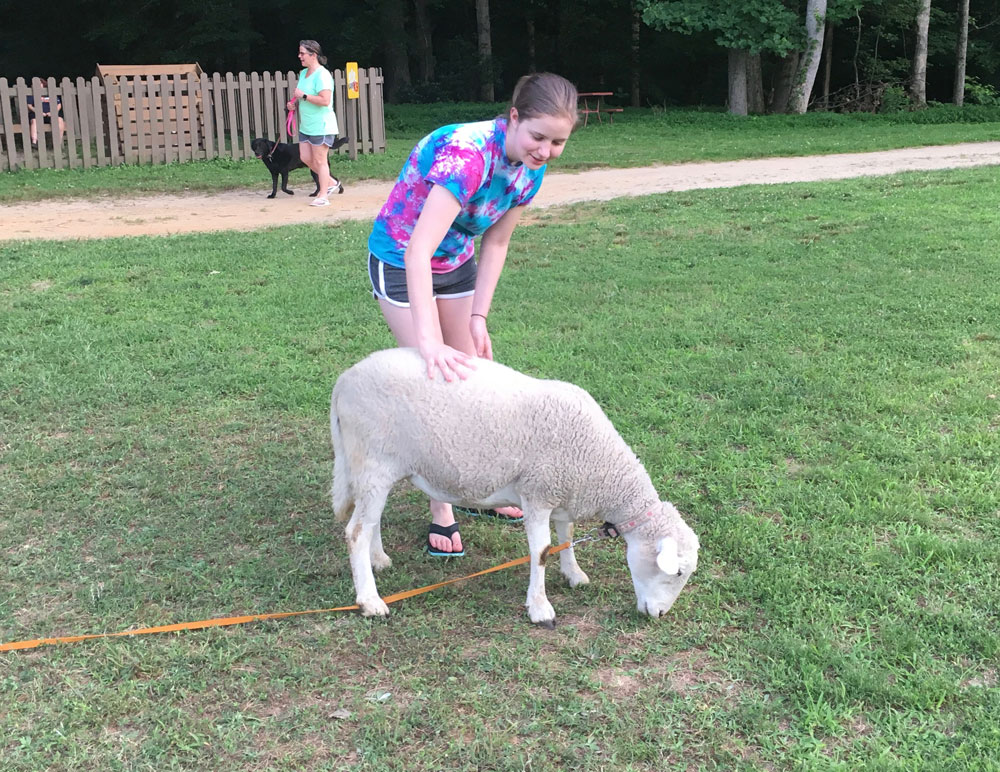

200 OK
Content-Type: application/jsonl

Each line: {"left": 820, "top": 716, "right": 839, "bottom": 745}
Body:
{"left": 366, "top": 72, "right": 579, "bottom": 557}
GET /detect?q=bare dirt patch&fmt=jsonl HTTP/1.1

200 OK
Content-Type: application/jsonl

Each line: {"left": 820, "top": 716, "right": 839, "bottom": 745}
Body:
{"left": 2, "top": 143, "right": 998, "bottom": 242}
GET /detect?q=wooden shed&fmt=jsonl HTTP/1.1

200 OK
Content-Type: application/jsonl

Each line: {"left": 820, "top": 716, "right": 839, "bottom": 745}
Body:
{"left": 96, "top": 63, "right": 206, "bottom": 158}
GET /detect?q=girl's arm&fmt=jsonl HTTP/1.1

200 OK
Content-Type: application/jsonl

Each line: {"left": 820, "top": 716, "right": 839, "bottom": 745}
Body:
{"left": 404, "top": 184, "right": 470, "bottom": 380}
{"left": 470, "top": 205, "right": 525, "bottom": 360}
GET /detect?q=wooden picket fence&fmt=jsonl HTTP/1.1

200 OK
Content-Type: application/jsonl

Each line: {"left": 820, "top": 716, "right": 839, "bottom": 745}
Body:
{"left": 0, "top": 68, "right": 385, "bottom": 172}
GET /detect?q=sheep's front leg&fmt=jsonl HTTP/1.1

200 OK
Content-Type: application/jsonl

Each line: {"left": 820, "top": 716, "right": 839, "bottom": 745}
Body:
{"left": 522, "top": 505, "right": 556, "bottom": 627}
{"left": 554, "top": 520, "right": 589, "bottom": 588}
{"left": 345, "top": 488, "right": 391, "bottom": 617}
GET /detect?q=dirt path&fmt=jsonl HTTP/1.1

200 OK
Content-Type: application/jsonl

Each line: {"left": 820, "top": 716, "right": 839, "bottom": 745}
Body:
{"left": 2, "top": 142, "right": 998, "bottom": 242}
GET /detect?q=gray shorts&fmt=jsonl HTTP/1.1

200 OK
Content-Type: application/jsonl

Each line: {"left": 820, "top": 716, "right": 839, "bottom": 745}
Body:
{"left": 299, "top": 133, "right": 337, "bottom": 147}
{"left": 368, "top": 253, "right": 477, "bottom": 308}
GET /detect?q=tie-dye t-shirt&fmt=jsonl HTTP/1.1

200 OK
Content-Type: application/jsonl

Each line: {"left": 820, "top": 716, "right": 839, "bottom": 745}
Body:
{"left": 368, "top": 118, "right": 545, "bottom": 273}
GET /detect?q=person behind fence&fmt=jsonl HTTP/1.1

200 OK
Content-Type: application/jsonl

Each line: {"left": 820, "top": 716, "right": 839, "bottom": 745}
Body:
{"left": 365, "top": 72, "right": 579, "bottom": 557}
{"left": 26, "top": 93, "right": 65, "bottom": 146}
{"left": 285, "top": 39, "right": 343, "bottom": 207}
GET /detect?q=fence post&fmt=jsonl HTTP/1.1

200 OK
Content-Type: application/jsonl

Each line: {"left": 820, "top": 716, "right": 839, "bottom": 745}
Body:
{"left": 224, "top": 72, "right": 238, "bottom": 159}
{"left": 42, "top": 77, "right": 65, "bottom": 169}
{"left": 0, "top": 78, "right": 17, "bottom": 171}
{"left": 185, "top": 73, "right": 199, "bottom": 161}
{"left": 279, "top": 71, "right": 296, "bottom": 143}
{"left": 58, "top": 76, "right": 79, "bottom": 169}
{"left": 75, "top": 76, "right": 93, "bottom": 168}
{"left": 370, "top": 68, "right": 386, "bottom": 153}
{"left": 103, "top": 76, "right": 121, "bottom": 165}
{"left": 14, "top": 79, "right": 32, "bottom": 168}
{"left": 200, "top": 73, "right": 214, "bottom": 159}
{"left": 332, "top": 69, "right": 346, "bottom": 156}
{"left": 250, "top": 71, "right": 263, "bottom": 143}
{"left": 117, "top": 76, "right": 133, "bottom": 164}
{"left": 212, "top": 72, "right": 225, "bottom": 156}
{"left": 262, "top": 71, "right": 276, "bottom": 141}
{"left": 89, "top": 76, "right": 105, "bottom": 167}
{"left": 236, "top": 71, "right": 251, "bottom": 159}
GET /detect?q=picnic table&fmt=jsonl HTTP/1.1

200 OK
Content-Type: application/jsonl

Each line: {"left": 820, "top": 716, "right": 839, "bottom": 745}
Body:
{"left": 578, "top": 91, "right": 623, "bottom": 127}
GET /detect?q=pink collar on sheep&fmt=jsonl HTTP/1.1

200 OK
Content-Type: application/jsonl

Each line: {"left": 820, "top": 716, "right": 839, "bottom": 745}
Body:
{"left": 599, "top": 508, "right": 656, "bottom": 539}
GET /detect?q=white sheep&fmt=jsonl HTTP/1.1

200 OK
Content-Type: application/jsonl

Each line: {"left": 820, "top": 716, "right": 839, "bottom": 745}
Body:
{"left": 330, "top": 348, "right": 699, "bottom": 626}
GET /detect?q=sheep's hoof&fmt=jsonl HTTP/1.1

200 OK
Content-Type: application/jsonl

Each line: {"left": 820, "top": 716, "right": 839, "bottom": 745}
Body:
{"left": 528, "top": 598, "right": 556, "bottom": 627}
{"left": 566, "top": 571, "right": 590, "bottom": 588}
{"left": 359, "top": 598, "right": 391, "bottom": 618}
{"left": 533, "top": 619, "right": 556, "bottom": 630}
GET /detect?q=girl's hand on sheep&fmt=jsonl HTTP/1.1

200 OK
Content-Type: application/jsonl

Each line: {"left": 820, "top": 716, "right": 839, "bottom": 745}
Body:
{"left": 419, "top": 342, "right": 476, "bottom": 382}
{"left": 470, "top": 315, "right": 493, "bottom": 360}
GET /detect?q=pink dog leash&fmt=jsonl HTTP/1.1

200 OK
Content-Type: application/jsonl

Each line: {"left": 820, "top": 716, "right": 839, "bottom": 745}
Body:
{"left": 285, "top": 109, "right": 297, "bottom": 139}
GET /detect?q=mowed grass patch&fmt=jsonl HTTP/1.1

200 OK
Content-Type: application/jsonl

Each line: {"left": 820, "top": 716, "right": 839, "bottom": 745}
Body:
{"left": 2, "top": 103, "right": 1000, "bottom": 203}
{"left": 2, "top": 167, "right": 999, "bottom": 770}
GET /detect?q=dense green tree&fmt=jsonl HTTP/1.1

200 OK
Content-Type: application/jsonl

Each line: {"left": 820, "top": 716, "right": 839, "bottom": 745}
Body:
{"left": 640, "top": 0, "right": 803, "bottom": 113}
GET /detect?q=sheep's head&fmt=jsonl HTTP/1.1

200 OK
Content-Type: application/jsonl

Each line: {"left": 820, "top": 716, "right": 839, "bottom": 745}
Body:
{"left": 624, "top": 501, "right": 699, "bottom": 618}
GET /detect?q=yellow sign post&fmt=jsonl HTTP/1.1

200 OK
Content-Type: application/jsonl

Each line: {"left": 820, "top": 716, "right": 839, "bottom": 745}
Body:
{"left": 345, "top": 62, "right": 360, "bottom": 160}
{"left": 346, "top": 62, "right": 360, "bottom": 99}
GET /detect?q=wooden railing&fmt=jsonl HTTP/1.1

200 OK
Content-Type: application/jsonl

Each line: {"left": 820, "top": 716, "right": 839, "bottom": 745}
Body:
{"left": 0, "top": 68, "right": 385, "bottom": 172}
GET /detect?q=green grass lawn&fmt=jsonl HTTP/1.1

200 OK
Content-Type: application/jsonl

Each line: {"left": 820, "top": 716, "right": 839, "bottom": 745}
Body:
{"left": 2, "top": 167, "right": 999, "bottom": 770}
{"left": 2, "top": 103, "right": 1000, "bottom": 203}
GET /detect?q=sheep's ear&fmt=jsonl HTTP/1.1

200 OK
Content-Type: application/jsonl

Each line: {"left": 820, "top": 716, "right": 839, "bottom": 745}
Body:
{"left": 656, "top": 537, "right": 680, "bottom": 575}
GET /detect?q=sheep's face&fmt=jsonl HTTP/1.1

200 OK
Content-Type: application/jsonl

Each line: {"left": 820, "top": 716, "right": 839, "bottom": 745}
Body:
{"left": 625, "top": 502, "right": 699, "bottom": 618}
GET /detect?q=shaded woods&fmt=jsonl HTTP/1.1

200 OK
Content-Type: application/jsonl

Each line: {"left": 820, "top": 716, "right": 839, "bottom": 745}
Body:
{"left": 3, "top": 0, "right": 1000, "bottom": 112}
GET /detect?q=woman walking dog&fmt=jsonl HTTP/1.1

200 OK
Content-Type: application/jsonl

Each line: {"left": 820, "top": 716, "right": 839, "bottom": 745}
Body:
{"left": 366, "top": 72, "right": 579, "bottom": 556}
{"left": 286, "top": 39, "right": 343, "bottom": 207}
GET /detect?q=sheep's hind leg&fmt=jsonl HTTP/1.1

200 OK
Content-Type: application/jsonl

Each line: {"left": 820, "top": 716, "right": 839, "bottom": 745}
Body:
{"left": 345, "top": 487, "right": 392, "bottom": 617}
{"left": 522, "top": 504, "right": 557, "bottom": 627}
{"left": 370, "top": 520, "right": 391, "bottom": 571}
{"left": 554, "top": 520, "right": 589, "bottom": 588}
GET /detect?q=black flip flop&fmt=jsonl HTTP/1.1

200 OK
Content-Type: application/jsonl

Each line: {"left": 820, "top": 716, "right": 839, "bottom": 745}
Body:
{"left": 426, "top": 522, "right": 465, "bottom": 557}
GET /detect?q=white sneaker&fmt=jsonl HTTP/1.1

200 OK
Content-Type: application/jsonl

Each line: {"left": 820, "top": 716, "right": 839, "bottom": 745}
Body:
{"left": 310, "top": 198, "right": 330, "bottom": 207}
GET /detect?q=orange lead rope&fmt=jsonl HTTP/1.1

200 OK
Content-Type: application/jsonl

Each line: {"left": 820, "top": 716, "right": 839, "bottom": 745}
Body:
{"left": 0, "top": 543, "right": 571, "bottom": 653}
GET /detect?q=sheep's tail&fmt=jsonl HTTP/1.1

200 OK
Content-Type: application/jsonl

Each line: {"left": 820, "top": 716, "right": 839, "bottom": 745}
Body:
{"left": 330, "top": 394, "right": 354, "bottom": 522}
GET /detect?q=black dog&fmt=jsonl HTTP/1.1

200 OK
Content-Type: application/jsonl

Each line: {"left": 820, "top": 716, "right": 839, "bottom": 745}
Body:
{"left": 251, "top": 137, "right": 348, "bottom": 199}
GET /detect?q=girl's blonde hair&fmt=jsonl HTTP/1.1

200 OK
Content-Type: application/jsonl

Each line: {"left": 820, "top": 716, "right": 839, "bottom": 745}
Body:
{"left": 509, "top": 73, "right": 578, "bottom": 126}
{"left": 299, "top": 40, "right": 328, "bottom": 66}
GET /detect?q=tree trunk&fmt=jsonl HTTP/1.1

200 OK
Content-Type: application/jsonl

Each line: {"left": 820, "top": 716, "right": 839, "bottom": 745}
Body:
{"left": 821, "top": 19, "right": 834, "bottom": 109}
{"left": 630, "top": 0, "right": 641, "bottom": 107}
{"left": 770, "top": 52, "right": 800, "bottom": 113}
{"left": 953, "top": 0, "right": 969, "bottom": 105}
{"left": 413, "top": 0, "right": 434, "bottom": 83}
{"left": 909, "top": 0, "right": 931, "bottom": 107}
{"left": 728, "top": 48, "right": 748, "bottom": 116}
{"left": 476, "top": 0, "right": 494, "bottom": 102}
{"left": 747, "top": 54, "right": 764, "bottom": 114}
{"left": 788, "top": 0, "right": 827, "bottom": 113}
{"left": 379, "top": 0, "right": 411, "bottom": 102}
